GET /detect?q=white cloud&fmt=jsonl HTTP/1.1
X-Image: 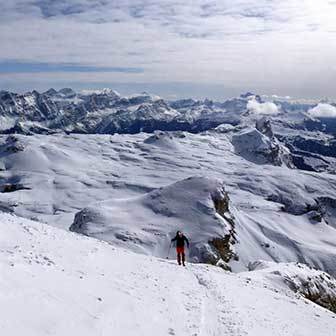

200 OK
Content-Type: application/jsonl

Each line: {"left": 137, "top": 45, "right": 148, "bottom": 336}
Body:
{"left": 0, "top": 0, "right": 336, "bottom": 97}
{"left": 271, "top": 95, "right": 292, "bottom": 100}
{"left": 308, "top": 103, "right": 336, "bottom": 118}
{"left": 247, "top": 99, "right": 280, "bottom": 115}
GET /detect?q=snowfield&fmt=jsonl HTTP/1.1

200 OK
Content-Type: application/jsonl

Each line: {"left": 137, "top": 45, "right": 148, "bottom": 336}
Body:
{"left": 1, "top": 212, "right": 335, "bottom": 336}
{"left": 1, "top": 131, "right": 336, "bottom": 275}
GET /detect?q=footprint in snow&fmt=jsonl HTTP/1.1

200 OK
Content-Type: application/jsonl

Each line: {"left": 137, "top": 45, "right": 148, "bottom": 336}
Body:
{"left": 168, "top": 328, "right": 175, "bottom": 335}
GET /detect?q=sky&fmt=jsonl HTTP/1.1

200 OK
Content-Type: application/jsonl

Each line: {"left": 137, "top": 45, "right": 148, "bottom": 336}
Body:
{"left": 0, "top": 0, "right": 336, "bottom": 100}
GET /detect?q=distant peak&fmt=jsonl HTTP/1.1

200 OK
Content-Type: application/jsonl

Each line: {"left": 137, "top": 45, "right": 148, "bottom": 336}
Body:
{"left": 240, "top": 92, "right": 255, "bottom": 98}
{"left": 59, "top": 88, "right": 75, "bottom": 94}
{"left": 240, "top": 92, "right": 262, "bottom": 103}
{"left": 81, "top": 88, "right": 120, "bottom": 97}
{"left": 44, "top": 88, "right": 58, "bottom": 95}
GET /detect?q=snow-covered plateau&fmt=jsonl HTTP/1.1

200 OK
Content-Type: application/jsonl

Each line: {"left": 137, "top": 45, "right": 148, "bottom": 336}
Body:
{"left": 1, "top": 89, "right": 336, "bottom": 335}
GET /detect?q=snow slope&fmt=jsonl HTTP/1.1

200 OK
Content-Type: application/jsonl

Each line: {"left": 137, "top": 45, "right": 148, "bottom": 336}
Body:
{"left": 1, "top": 131, "right": 336, "bottom": 275}
{"left": 1, "top": 212, "right": 335, "bottom": 336}
{"left": 70, "top": 176, "right": 234, "bottom": 265}
{"left": 69, "top": 174, "right": 336, "bottom": 275}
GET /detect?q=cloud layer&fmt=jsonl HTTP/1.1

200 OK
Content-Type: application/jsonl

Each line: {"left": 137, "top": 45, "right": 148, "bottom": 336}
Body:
{"left": 308, "top": 103, "right": 336, "bottom": 118}
{"left": 247, "top": 98, "right": 280, "bottom": 115}
{"left": 0, "top": 1, "right": 336, "bottom": 98}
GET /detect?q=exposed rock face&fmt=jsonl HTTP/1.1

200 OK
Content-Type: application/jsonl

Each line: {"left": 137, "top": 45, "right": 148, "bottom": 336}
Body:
{"left": 143, "top": 131, "right": 180, "bottom": 150}
{"left": 71, "top": 208, "right": 103, "bottom": 234}
{"left": 0, "top": 183, "right": 30, "bottom": 193}
{"left": 300, "top": 278, "right": 336, "bottom": 314}
{"left": 0, "top": 201, "right": 15, "bottom": 213}
{"left": 213, "top": 123, "right": 236, "bottom": 133}
{"left": 0, "top": 90, "right": 60, "bottom": 122}
{"left": 276, "top": 196, "right": 336, "bottom": 225}
{"left": 209, "top": 236, "right": 235, "bottom": 264}
{"left": 58, "top": 88, "right": 77, "bottom": 98}
{"left": 231, "top": 127, "right": 293, "bottom": 167}
{"left": 315, "top": 197, "right": 336, "bottom": 229}
{"left": 256, "top": 117, "right": 274, "bottom": 138}
{"left": 249, "top": 261, "right": 336, "bottom": 314}
{"left": 1, "top": 135, "right": 25, "bottom": 153}
{"left": 206, "top": 188, "right": 237, "bottom": 270}
{"left": 292, "top": 137, "right": 336, "bottom": 157}
{"left": 280, "top": 134, "right": 336, "bottom": 174}
{"left": 211, "top": 189, "right": 230, "bottom": 214}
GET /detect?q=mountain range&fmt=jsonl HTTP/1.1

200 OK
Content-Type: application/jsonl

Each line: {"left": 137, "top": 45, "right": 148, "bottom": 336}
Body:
{"left": 1, "top": 88, "right": 336, "bottom": 174}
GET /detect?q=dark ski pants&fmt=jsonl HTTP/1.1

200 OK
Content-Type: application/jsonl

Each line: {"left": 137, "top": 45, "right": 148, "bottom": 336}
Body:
{"left": 176, "top": 247, "right": 185, "bottom": 265}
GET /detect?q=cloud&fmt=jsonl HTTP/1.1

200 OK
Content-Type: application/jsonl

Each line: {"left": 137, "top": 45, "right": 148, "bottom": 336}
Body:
{"left": 270, "top": 94, "right": 292, "bottom": 100}
{"left": 247, "top": 98, "right": 280, "bottom": 115}
{"left": 0, "top": 61, "right": 143, "bottom": 74}
{"left": 308, "top": 103, "right": 336, "bottom": 118}
{"left": 0, "top": 1, "right": 336, "bottom": 98}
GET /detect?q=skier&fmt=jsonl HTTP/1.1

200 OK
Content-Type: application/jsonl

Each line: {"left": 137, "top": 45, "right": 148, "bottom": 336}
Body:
{"left": 171, "top": 231, "right": 189, "bottom": 266}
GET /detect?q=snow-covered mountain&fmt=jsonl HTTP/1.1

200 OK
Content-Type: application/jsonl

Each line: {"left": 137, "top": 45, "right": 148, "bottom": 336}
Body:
{"left": 1, "top": 88, "right": 336, "bottom": 334}
{"left": 1, "top": 89, "right": 336, "bottom": 174}
{"left": 1, "top": 126, "right": 336, "bottom": 275}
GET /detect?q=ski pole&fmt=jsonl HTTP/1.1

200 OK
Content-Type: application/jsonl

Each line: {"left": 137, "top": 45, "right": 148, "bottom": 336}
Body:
{"left": 166, "top": 242, "right": 172, "bottom": 259}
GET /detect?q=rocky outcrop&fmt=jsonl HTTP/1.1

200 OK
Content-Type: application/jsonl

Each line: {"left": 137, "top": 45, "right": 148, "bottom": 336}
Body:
{"left": 1, "top": 135, "right": 25, "bottom": 153}
{"left": 279, "top": 134, "right": 336, "bottom": 174}
{"left": 249, "top": 261, "right": 336, "bottom": 313}
{"left": 256, "top": 117, "right": 274, "bottom": 138}
{"left": 313, "top": 197, "right": 336, "bottom": 228}
{"left": 231, "top": 127, "right": 293, "bottom": 167}
{"left": 205, "top": 188, "right": 237, "bottom": 270}
{"left": 143, "top": 131, "right": 180, "bottom": 150}
{"left": 0, "top": 183, "right": 30, "bottom": 193}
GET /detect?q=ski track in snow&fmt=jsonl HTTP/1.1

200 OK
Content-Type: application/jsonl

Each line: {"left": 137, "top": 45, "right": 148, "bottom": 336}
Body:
{"left": 192, "top": 268, "right": 246, "bottom": 336}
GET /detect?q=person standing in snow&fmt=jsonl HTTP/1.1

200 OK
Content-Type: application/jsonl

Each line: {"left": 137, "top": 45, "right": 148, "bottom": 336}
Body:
{"left": 171, "top": 231, "right": 189, "bottom": 266}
